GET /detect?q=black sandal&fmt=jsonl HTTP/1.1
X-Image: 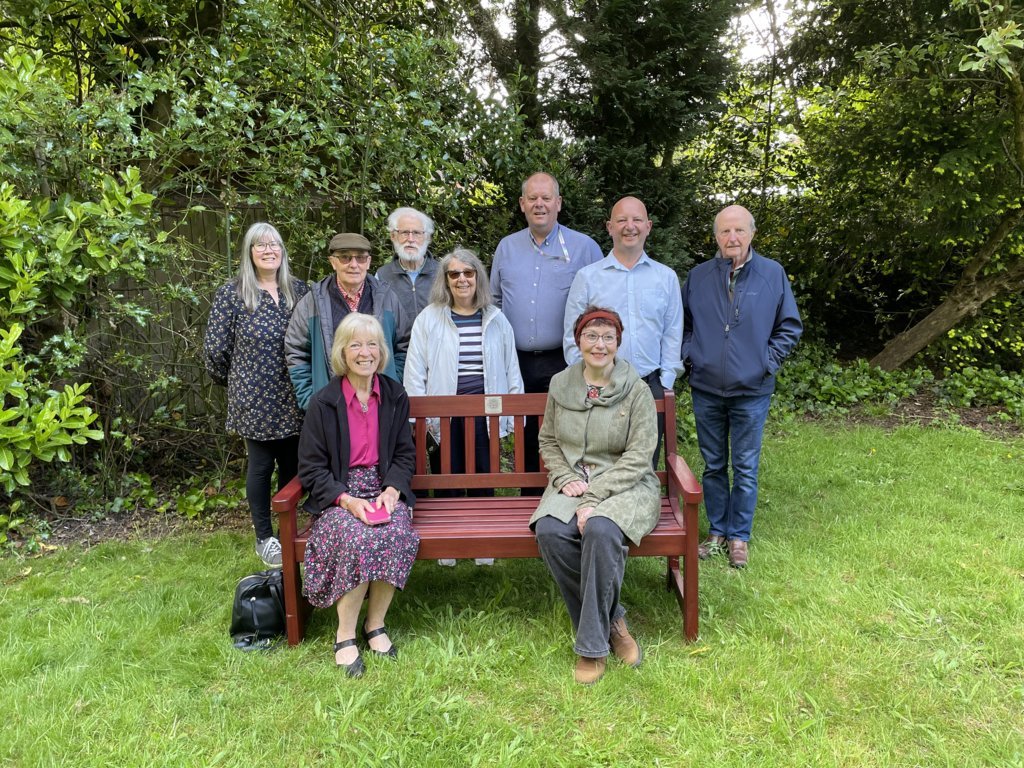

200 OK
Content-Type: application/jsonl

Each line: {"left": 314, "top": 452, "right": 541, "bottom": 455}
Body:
{"left": 334, "top": 638, "right": 365, "bottom": 677}
{"left": 363, "top": 625, "right": 398, "bottom": 659}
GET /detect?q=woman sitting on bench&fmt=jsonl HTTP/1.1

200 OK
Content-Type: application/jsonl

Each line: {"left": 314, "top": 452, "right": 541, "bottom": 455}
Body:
{"left": 531, "top": 306, "right": 660, "bottom": 685}
{"left": 297, "top": 313, "right": 419, "bottom": 677}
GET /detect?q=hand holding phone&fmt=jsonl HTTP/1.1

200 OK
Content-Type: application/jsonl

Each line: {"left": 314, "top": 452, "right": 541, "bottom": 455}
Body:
{"left": 364, "top": 501, "right": 392, "bottom": 525}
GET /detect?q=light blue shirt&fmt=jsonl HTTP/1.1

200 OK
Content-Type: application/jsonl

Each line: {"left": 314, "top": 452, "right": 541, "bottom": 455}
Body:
{"left": 563, "top": 251, "right": 683, "bottom": 390}
{"left": 492, "top": 223, "right": 603, "bottom": 351}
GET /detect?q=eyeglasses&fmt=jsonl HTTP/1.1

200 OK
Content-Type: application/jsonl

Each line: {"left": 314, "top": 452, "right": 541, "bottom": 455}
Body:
{"left": 332, "top": 251, "right": 371, "bottom": 264}
{"left": 253, "top": 241, "right": 282, "bottom": 252}
{"left": 393, "top": 229, "right": 426, "bottom": 240}
{"left": 580, "top": 331, "right": 617, "bottom": 345}
{"left": 446, "top": 269, "right": 476, "bottom": 280}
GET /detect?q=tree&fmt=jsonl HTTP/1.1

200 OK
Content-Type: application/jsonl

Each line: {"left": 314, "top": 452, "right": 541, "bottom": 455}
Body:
{"left": 457, "top": 0, "right": 736, "bottom": 267}
{"left": 774, "top": 0, "right": 1024, "bottom": 369}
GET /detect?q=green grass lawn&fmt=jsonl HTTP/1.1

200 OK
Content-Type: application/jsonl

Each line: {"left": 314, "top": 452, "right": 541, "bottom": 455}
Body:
{"left": 2, "top": 421, "right": 1022, "bottom": 767}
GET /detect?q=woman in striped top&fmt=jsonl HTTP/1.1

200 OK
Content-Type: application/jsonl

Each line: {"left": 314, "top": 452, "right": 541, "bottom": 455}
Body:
{"left": 403, "top": 249, "right": 524, "bottom": 564}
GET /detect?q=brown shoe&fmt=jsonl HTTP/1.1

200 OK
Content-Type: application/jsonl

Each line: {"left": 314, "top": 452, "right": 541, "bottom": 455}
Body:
{"left": 574, "top": 655, "right": 607, "bottom": 685}
{"left": 609, "top": 617, "right": 643, "bottom": 668}
{"left": 698, "top": 535, "right": 726, "bottom": 560}
{"left": 728, "top": 539, "right": 749, "bottom": 569}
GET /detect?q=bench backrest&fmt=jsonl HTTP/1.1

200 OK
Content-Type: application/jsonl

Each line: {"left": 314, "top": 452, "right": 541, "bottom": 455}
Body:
{"left": 407, "top": 391, "right": 676, "bottom": 494}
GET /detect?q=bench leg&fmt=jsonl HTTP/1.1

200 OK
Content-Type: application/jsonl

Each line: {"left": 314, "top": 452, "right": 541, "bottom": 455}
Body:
{"left": 666, "top": 556, "right": 699, "bottom": 642}
{"left": 281, "top": 556, "right": 311, "bottom": 645}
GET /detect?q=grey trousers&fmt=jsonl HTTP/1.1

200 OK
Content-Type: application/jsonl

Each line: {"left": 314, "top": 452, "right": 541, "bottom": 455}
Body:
{"left": 535, "top": 514, "right": 628, "bottom": 658}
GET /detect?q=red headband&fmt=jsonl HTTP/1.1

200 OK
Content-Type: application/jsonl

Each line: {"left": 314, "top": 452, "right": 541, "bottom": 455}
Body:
{"left": 573, "top": 310, "right": 623, "bottom": 346}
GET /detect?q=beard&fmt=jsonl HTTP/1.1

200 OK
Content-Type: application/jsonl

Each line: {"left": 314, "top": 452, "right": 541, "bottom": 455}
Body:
{"left": 393, "top": 240, "right": 428, "bottom": 267}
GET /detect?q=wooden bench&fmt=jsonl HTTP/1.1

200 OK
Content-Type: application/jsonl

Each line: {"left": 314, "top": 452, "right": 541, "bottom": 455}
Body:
{"left": 271, "top": 391, "right": 703, "bottom": 646}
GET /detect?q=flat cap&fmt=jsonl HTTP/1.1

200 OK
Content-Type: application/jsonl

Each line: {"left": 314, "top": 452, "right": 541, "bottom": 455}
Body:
{"left": 328, "top": 232, "right": 372, "bottom": 252}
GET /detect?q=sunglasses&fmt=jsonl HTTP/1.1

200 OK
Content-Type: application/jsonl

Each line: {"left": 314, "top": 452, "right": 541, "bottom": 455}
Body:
{"left": 446, "top": 269, "right": 476, "bottom": 279}
{"left": 332, "top": 252, "right": 371, "bottom": 264}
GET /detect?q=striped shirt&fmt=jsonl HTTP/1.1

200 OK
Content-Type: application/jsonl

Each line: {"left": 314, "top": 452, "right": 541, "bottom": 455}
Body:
{"left": 451, "top": 309, "right": 484, "bottom": 394}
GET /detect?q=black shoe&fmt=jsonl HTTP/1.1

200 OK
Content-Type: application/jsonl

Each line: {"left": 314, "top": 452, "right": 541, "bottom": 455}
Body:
{"left": 363, "top": 625, "right": 398, "bottom": 659}
{"left": 333, "top": 638, "right": 365, "bottom": 677}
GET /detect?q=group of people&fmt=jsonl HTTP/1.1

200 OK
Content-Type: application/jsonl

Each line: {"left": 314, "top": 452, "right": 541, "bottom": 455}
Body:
{"left": 203, "top": 171, "right": 802, "bottom": 684}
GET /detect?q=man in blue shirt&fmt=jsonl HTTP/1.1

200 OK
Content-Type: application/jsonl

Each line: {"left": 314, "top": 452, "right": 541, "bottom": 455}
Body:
{"left": 681, "top": 204, "right": 802, "bottom": 568}
{"left": 492, "top": 173, "right": 603, "bottom": 491}
{"left": 563, "top": 196, "right": 684, "bottom": 466}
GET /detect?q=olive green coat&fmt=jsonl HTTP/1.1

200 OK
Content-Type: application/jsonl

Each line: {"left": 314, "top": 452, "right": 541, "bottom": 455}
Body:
{"left": 530, "top": 359, "right": 660, "bottom": 546}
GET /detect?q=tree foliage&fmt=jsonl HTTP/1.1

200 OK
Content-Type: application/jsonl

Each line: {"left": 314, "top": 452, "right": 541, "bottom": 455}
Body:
{"left": 458, "top": 0, "right": 736, "bottom": 269}
{"left": 749, "top": 0, "right": 1024, "bottom": 369}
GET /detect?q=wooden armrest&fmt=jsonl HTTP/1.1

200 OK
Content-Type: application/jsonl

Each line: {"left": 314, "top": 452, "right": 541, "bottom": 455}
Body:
{"left": 665, "top": 454, "right": 703, "bottom": 505}
{"left": 272, "top": 476, "right": 305, "bottom": 514}
{"left": 663, "top": 454, "right": 704, "bottom": 536}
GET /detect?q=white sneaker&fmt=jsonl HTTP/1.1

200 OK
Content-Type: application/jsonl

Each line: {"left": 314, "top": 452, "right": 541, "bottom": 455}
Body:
{"left": 255, "top": 536, "right": 283, "bottom": 568}
{"left": 437, "top": 559, "right": 457, "bottom": 567}
{"left": 474, "top": 558, "right": 495, "bottom": 566}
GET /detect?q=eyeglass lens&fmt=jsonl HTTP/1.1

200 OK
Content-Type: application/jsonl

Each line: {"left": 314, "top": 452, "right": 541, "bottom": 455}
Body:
{"left": 447, "top": 269, "right": 475, "bottom": 279}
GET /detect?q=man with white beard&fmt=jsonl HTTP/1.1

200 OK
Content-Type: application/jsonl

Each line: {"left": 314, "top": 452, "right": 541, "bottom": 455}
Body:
{"left": 376, "top": 207, "right": 440, "bottom": 321}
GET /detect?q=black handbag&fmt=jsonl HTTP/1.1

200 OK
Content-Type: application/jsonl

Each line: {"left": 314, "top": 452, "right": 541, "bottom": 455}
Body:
{"left": 229, "top": 569, "right": 288, "bottom": 651}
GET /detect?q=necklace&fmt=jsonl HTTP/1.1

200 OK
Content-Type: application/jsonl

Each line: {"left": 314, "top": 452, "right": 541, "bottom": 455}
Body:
{"left": 359, "top": 401, "right": 368, "bottom": 413}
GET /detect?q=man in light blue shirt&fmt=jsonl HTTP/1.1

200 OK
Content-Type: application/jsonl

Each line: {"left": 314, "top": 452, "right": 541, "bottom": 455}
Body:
{"left": 563, "top": 196, "right": 683, "bottom": 465}
{"left": 493, "top": 172, "right": 603, "bottom": 490}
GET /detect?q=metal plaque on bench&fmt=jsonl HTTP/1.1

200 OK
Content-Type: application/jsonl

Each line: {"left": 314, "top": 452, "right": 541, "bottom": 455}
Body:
{"left": 484, "top": 396, "right": 503, "bottom": 414}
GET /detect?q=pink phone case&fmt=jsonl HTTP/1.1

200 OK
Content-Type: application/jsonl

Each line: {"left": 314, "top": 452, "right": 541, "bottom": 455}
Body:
{"left": 364, "top": 502, "right": 391, "bottom": 525}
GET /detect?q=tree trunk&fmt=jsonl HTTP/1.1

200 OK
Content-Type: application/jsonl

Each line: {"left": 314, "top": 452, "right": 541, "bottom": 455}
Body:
{"left": 870, "top": 256, "right": 1024, "bottom": 370}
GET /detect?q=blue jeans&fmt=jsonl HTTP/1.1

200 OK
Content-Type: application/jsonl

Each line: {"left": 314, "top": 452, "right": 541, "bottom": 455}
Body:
{"left": 690, "top": 389, "right": 772, "bottom": 542}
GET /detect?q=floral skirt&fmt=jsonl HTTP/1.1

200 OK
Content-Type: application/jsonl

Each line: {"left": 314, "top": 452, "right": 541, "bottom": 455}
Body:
{"left": 303, "top": 466, "right": 420, "bottom": 609}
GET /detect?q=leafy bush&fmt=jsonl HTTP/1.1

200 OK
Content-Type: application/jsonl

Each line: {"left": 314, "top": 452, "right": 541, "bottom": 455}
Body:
{"left": 773, "top": 343, "right": 934, "bottom": 415}
{"left": 937, "top": 366, "right": 1024, "bottom": 421}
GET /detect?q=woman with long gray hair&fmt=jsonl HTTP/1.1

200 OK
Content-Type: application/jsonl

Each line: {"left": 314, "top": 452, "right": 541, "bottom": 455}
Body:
{"left": 205, "top": 222, "right": 309, "bottom": 566}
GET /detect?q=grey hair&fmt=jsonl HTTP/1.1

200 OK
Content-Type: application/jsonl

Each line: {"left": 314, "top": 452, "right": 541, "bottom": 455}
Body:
{"left": 237, "top": 223, "right": 298, "bottom": 312}
{"left": 520, "top": 172, "right": 560, "bottom": 197}
{"left": 712, "top": 208, "right": 757, "bottom": 235}
{"left": 330, "top": 312, "right": 390, "bottom": 377}
{"left": 429, "top": 248, "right": 493, "bottom": 311}
{"left": 387, "top": 207, "right": 434, "bottom": 237}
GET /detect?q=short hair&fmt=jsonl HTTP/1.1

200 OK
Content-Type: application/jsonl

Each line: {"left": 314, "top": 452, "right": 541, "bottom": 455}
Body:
{"left": 329, "top": 312, "right": 391, "bottom": 377}
{"left": 712, "top": 207, "right": 756, "bottom": 235}
{"left": 521, "top": 172, "right": 560, "bottom": 197}
{"left": 237, "top": 222, "right": 298, "bottom": 312}
{"left": 387, "top": 207, "right": 435, "bottom": 237}
{"left": 429, "top": 249, "right": 493, "bottom": 312}
{"left": 572, "top": 305, "right": 624, "bottom": 347}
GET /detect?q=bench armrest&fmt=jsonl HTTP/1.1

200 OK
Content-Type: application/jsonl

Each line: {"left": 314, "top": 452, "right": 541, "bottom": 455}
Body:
{"left": 665, "top": 454, "right": 702, "bottom": 505}
{"left": 272, "top": 476, "right": 305, "bottom": 515}
{"left": 665, "top": 453, "right": 703, "bottom": 536}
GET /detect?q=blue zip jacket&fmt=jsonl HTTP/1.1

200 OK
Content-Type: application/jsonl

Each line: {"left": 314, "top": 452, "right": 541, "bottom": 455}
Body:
{"left": 681, "top": 249, "right": 802, "bottom": 397}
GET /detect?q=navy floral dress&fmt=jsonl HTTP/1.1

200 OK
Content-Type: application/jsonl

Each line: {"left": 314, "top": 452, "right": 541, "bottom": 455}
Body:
{"left": 204, "top": 278, "right": 310, "bottom": 440}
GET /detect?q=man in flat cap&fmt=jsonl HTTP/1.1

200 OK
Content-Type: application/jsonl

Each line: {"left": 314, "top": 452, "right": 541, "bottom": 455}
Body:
{"left": 285, "top": 232, "right": 409, "bottom": 409}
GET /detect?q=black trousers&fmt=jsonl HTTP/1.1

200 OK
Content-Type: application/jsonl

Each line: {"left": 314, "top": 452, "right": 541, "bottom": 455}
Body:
{"left": 429, "top": 416, "right": 494, "bottom": 497}
{"left": 642, "top": 370, "right": 666, "bottom": 470}
{"left": 244, "top": 436, "right": 300, "bottom": 540}
{"left": 517, "top": 348, "right": 568, "bottom": 495}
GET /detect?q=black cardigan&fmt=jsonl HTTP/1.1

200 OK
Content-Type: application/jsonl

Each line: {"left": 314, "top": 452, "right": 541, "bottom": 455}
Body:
{"left": 297, "top": 374, "right": 416, "bottom": 515}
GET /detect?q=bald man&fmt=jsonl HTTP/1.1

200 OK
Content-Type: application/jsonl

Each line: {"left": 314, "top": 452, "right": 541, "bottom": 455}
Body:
{"left": 563, "top": 196, "right": 684, "bottom": 466}
{"left": 681, "top": 204, "right": 802, "bottom": 568}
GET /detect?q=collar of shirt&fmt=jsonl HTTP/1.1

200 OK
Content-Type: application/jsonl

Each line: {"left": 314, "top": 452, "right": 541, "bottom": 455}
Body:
{"left": 337, "top": 279, "right": 365, "bottom": 311}
{"left": 529, "top": 223, "right": 570, "bottom": 262}
{"left": 341, "top": 374, "right": 381, "bottom": 409}
{"left": 604, "top": 250, "right": 651, "bottom": 270}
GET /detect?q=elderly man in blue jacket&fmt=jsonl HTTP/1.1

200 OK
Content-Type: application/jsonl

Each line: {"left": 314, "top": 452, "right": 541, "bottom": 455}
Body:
{"left": 681, "top": 205, "right": 802, "bottom": 568}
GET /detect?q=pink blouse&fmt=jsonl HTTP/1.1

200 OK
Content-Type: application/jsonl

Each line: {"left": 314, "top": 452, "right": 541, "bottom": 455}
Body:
{"left": 341, "top": 376, "right": 380, "bottom": 468}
